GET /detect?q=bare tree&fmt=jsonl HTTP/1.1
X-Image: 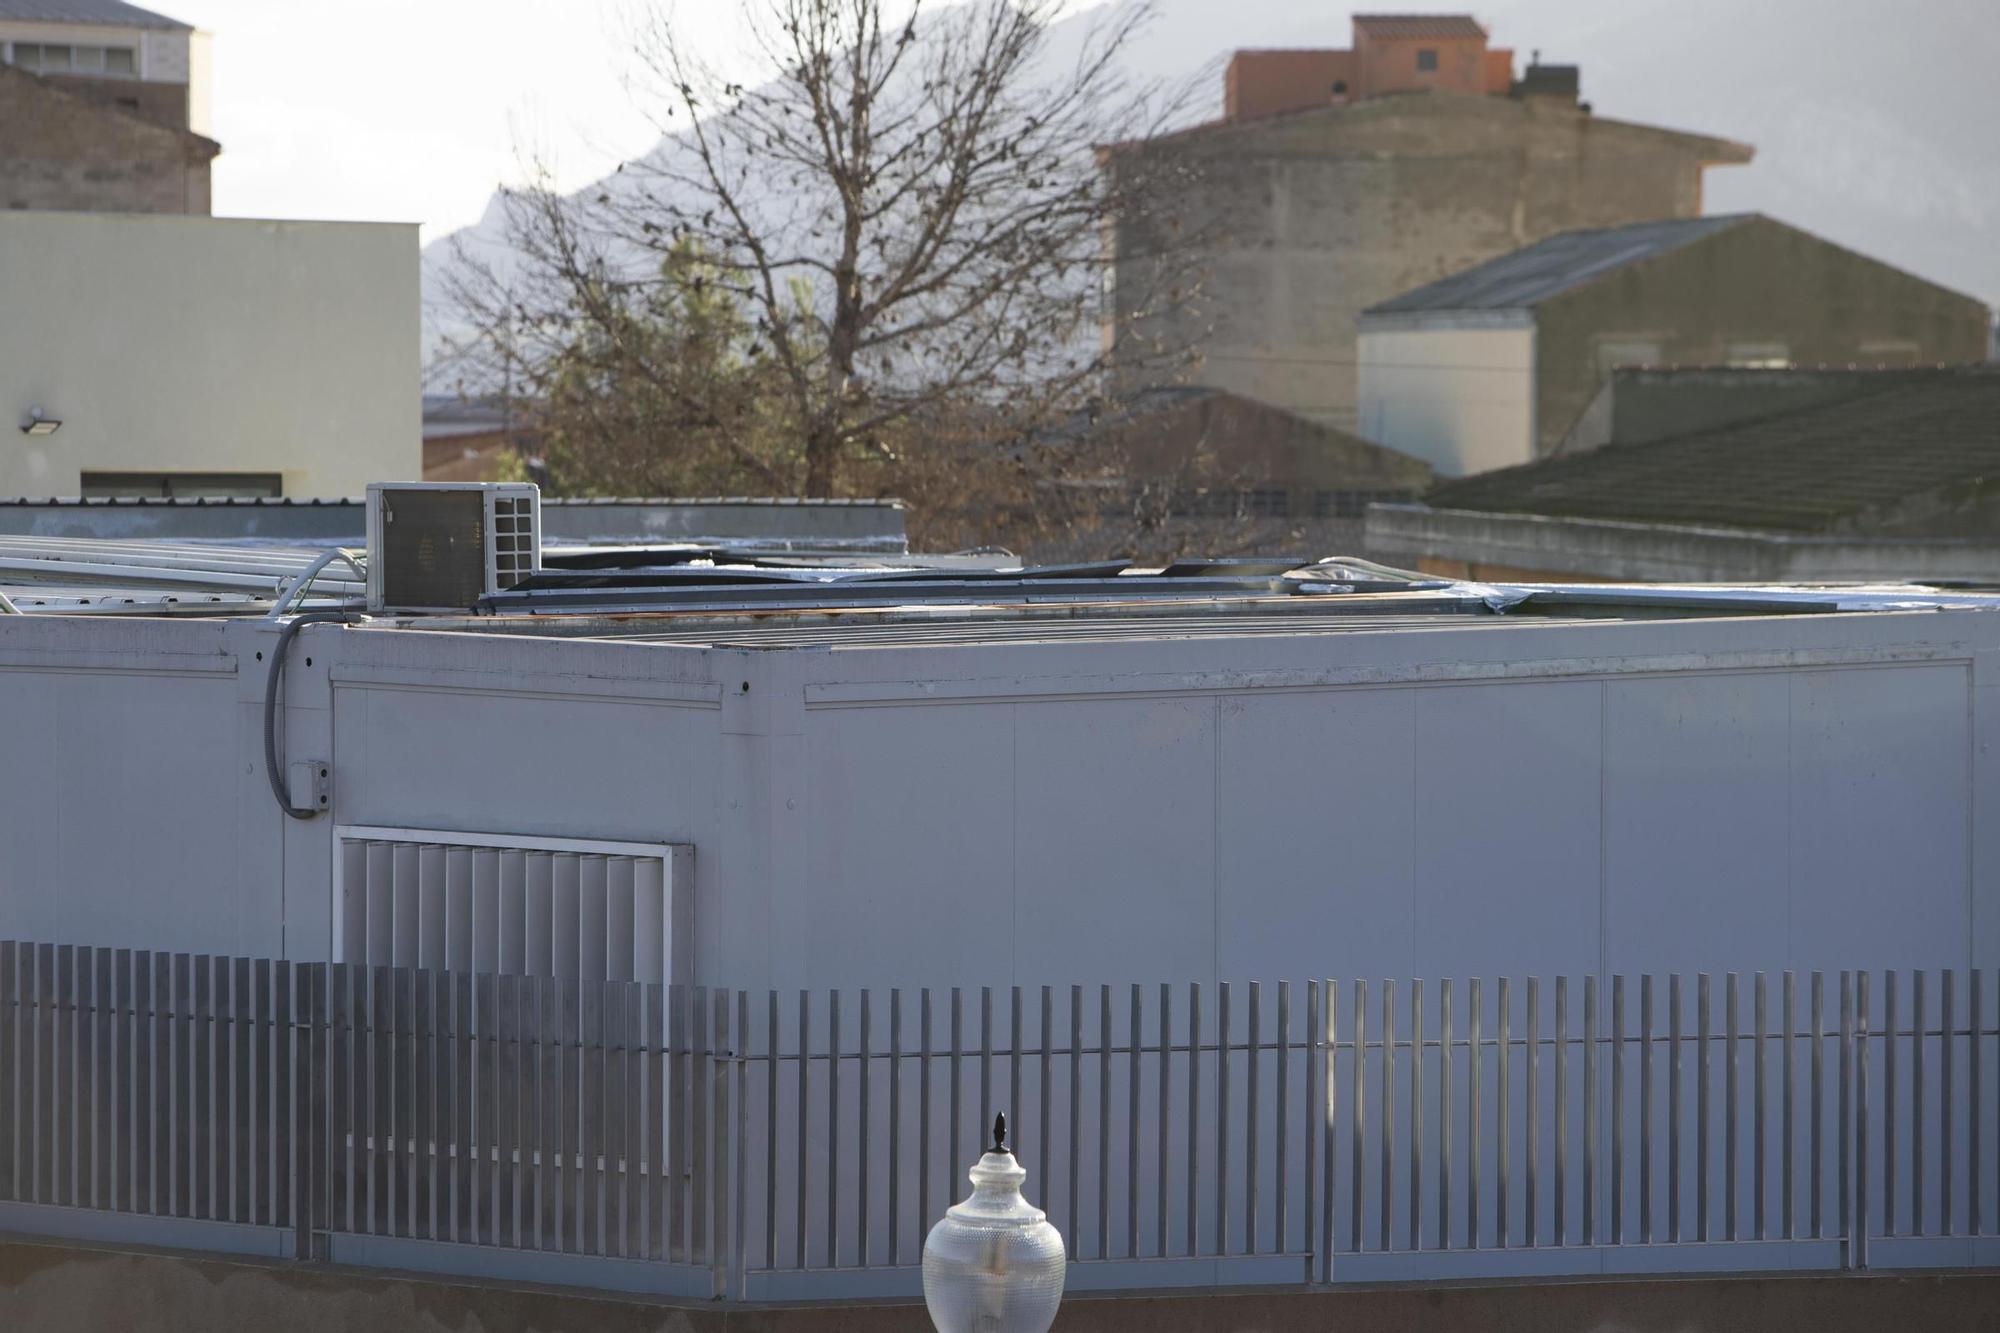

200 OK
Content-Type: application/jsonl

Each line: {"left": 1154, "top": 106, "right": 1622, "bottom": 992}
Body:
{"left": 443, "top": 0, "right": 1207, "bottom": 500}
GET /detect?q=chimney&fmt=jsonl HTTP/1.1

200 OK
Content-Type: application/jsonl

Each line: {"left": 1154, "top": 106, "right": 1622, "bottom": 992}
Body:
{"left": 1512, "top": 53, "right": 1580, "bottom": 103}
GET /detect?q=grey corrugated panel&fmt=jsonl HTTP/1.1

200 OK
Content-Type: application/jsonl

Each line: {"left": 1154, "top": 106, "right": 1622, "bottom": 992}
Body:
{"left": 1365, "top": 215, "right": 1754, "bottom": 315}
{"left": 0, "top": 498, "right": 907, "bottom": 552}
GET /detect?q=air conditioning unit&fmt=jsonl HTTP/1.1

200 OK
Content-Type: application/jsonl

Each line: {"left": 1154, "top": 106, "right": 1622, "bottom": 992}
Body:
{"left": 365, "top": 482, "right": 541, "bottom": 613}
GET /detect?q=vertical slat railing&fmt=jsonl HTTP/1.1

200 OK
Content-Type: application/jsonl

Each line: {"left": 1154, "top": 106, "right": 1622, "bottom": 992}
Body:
{"left": 6, "top": 948, "right": 2000, "bottom": 1296}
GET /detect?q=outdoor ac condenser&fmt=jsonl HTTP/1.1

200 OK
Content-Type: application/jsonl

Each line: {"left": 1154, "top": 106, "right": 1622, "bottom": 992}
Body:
{"left": 365, "top": 481, "right": 541, "bottom": 613}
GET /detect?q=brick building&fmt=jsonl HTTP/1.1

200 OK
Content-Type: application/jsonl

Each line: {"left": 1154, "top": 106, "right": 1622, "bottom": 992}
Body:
{"left": 0, "top": 0, "right": 217, "bottom": 213}
{"left": 1106, "top": 13, "right": 1751, "bottom": 432}
{"left": 1225, "top": 13, "right": 1516, "bottom": 119}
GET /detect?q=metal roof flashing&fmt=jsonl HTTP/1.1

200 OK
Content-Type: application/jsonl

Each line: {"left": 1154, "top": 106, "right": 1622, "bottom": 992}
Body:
{"left": 3, "top": 531, "right": 1998, "bottom": 635}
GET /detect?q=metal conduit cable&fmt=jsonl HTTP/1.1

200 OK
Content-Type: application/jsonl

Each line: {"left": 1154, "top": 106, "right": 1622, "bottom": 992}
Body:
{"left": 261, "top": 546, "right": 367, "bottom": 620}
{"left": 263, "top": 609, "right": 356, "bottom": 819}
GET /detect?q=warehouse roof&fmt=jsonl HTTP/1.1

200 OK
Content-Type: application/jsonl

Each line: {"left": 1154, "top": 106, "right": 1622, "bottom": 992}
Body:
{"left": 1426, "top": 367, "right": 2000, "bottom": 532}
{"left": 1365, "top": 214, "right": 1754, "bottom": 315}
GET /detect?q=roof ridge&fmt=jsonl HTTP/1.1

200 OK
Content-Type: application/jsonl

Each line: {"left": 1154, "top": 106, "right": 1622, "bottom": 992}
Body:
{"left": 0, "top": 61, "right": 218, "bottom": 153}
{"left": 0, "top": 0, "right": 191, "bottom": 29}
{"left": 1366, "top": 213, "right": 1755, "bottom": 315}
{"left": 1429, "top": 371, "right": 2000, "bottom": 533}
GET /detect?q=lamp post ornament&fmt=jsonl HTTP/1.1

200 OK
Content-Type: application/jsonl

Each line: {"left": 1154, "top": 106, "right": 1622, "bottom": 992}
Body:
{"left": 921, "top": 1112, "right": 1067, "bottom": 1333}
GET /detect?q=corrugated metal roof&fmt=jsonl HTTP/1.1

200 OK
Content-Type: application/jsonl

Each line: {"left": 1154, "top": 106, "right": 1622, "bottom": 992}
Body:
{"left": 1352, "top": 14, "right": 1487, "bottom": 40}
{"left": 1365, "top": 215, "right": 1755, "bottom": 315}
{"left": 1426, "top": 367, "right": 2000, "bottom": 533}
{"left": 0, "top": 0, "right": 191, "bottom": 28}
{"left": 0, "top": 495, "right": 911, "bottom": 552}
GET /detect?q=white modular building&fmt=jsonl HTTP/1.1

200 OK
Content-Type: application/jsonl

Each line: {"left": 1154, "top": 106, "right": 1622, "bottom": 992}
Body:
{"left": 0, "top": 493, "right": 1994, "bottom": 993}
{"left": 4, "top": 487, "right": 2000, "bottom": 1295}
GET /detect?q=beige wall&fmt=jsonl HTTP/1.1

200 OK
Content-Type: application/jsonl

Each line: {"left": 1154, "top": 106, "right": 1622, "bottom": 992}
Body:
{"left": 1357, "top": 322, "right": 1535, "bottom": 475}
{"left": 1109, "top": 94, "right": 1748, "bottom": 430}
{"left": 1533, "top": 216, "right": 1993, "bottom": 451}
{"left": 0, "top": 211, "right": 420, "bottom": 497}
{"left": 184, "top": 28, "right": 210, "bottom": 135}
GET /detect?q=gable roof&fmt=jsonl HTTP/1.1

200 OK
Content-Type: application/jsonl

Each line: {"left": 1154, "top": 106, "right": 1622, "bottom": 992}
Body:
{"left": 1426, "top": 368, "right": 2000, "bottom": 533}
{"left": 1112, "top": 90, "right": 1755, "bottom": 167}
{"left": 0, "top": 62, "right": 218, "bottom": 156}
{"left": 0, "top": 0, "right": 190, "bottom": 27}
{"left": 1353, "top": 15, "right": 1487, "bottom": 40}
{"left": 1366, "top": 214, "right": 1756, "bottom": 315}
{"left": 1039, "top": 384, "right": 1435, "bottom": 487}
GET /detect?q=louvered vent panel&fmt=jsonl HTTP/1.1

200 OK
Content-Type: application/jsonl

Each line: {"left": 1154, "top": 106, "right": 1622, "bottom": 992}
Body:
{"left": 491, "top": 492, "right": 538, "bottom": 590}
{"left": 336, "top": 832, "right": 675, "bottom": 984}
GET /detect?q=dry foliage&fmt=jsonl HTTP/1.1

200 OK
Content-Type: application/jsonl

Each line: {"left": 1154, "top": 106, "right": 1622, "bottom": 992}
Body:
{"left": 439, "top": 0, "right": 1211, "bottom": 536}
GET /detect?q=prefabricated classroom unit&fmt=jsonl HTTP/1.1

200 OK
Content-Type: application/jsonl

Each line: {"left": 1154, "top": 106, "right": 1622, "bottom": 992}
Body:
{"left": 2, "top": 562, "right": 1997, "bottom": 991}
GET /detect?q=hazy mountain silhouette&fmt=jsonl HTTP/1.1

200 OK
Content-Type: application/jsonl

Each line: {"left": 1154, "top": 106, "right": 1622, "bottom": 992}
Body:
{"left": 423, "top": 0, "right": 1998, "bottom": 371}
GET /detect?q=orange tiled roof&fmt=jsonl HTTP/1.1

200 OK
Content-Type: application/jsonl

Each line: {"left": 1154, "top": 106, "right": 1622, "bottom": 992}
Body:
{"left": 1353, "top": 14, "right": 1488, "bottom": 40}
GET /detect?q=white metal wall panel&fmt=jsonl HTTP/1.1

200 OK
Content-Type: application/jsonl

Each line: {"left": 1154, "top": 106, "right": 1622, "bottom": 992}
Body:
{"left": 333, "top": 827, "right": 688, "bottom": 984}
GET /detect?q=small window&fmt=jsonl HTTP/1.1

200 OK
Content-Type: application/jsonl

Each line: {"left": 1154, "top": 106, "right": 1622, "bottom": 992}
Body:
{"left": 105, "top": 46, "right": 135, "bottom": 76}
{"left": 1416, "top": 48, "right": 1439, "bottom": 71}
{"left": 1595, "top": 338, "right": 1663, "bottom": 374}
{"left": 40, "top": 44, "right": 71, "bottom": 71}
{"left": 1331, "top": 79, "right": 1348, "bottom": 95}
{"left": 1314, "top": 490, "right": 1418, "bottom": 519}
{"left": 72, "top": 45, "right": 104, "bottom": 73}
{"left": 1857, "top": 339, "right": 1920, "bottom": 366}
{"left": 81, "top": 471, "right": 285, "bottom": 499}
{"left": 1247, "top": 487, "right": 1288, "bottom": 518}
{"left": 10, "top": 43, "right": 40, "bottom": 69}
{"left": 1723, "top": 341, "right": 1790, "bottom": 369}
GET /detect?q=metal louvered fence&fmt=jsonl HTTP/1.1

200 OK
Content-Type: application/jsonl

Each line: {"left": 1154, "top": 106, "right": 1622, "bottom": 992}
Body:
{"left": 3, "top": 941, "right": 1999, "bottom": 1301}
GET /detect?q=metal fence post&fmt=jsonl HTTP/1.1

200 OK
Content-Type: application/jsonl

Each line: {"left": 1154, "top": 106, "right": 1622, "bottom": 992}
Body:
{"left": 711, "top": 989, "right": 731, "bottom": 1300}
{"left": 299, "top": 961, "right": 326, "bottom": 1262}
{"left": 734, "top": 989, "right": 749, "bottom": 1302}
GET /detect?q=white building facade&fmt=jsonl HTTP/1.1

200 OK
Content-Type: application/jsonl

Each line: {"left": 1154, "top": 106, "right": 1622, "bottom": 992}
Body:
{"left": 1, "top": 598, "right": 1993, "bottom": 989}
{"left": 0, "top": 211, "right": 420, "bottom": 497}
{"left": 0, "top": 0, "right": 210, "bottom": 134}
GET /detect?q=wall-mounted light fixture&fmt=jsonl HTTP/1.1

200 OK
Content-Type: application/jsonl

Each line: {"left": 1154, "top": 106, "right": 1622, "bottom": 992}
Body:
{"left": 20, "top": 408, "right": 61, "bottom": 437}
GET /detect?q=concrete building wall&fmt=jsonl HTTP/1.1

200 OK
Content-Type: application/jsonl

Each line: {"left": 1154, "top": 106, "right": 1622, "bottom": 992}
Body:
{"left": 1534, "top": 217, "right": 1992, "bottom": 451}
{"left": 0, "top": 68, "right": 212, "bottom": 212}
{"left": 1223, "top": 50, "right": 1357, "bottom": 120}
{"left": 138, "top": 26, "right": 190, "bottom": 83}
{"left": 1350, "top": 31, "right": 1493, "bottom": 99}
{"left": 36, "top": 71, "right": 187, "bottom": 128}
{"left": 1110, "top": 94, "right": 1742, "bottom": 431}
{"left": 0, "top": 211, "right": 420, "bottom": 497}
{"left": 2, "top": 604, "right": 1994, "bottom": 992}
{"left": 1357, "top": 321, "right": 1534, "bottom": 474}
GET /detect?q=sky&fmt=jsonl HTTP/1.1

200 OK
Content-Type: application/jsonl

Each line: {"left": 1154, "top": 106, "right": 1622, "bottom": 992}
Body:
{"left": 170, "top": 0, "right": 762, "bottom": 242}
{"left": 150, "top": 0, "right": 1999, "bottom": 309}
